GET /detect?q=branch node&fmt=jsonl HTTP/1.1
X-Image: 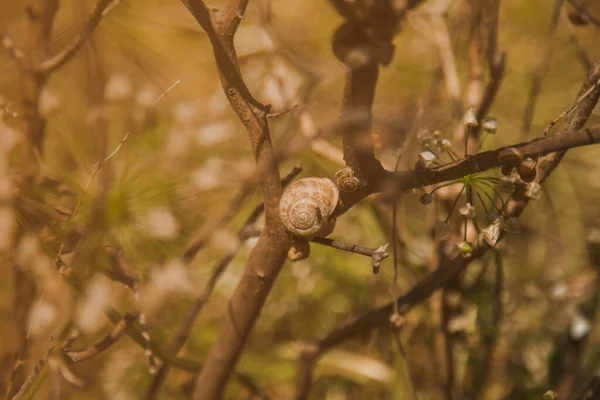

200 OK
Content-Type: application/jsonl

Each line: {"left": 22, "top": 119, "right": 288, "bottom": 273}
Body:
{"left": 372, "top": 243, "right": 389, "bottom": 274}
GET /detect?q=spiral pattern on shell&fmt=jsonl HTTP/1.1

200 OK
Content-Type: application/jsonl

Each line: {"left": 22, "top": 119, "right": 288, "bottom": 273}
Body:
{"left": 279, "top": 178, "right": 340, "bottom": 239}
{"left": 334, "top": 167, "right": 360, "bottom": 192}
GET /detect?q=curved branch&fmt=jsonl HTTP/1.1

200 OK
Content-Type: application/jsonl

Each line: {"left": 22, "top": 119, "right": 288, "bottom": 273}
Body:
{"left": 180, "top": 1, "right": 291, "bottom": 399}
{"left": 63, "top": 313, "right": 136, "bottom": 364}
{"left": 335, "top": 124, "right": 600, "bottom": 214}
{"left": 37, "top": 0, "right": 121, "bottom": 73}
{"left": 295, "top": 59, "right": 600, "bottom": 400}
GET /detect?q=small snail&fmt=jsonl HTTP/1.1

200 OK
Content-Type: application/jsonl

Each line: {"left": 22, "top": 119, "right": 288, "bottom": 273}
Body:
{"left": 279, "top": 177, "right": 340, "bottom": 239}
{"left": 287, "top": 239, "right": 311, "bottom": 262}
{"left": 334, "top": 167, "right": 360, "bottom": 192}
{"left": 517, "top": 157, "right": 538, "bottom": 183}
{"left": 497, "top": 148, "right": 523, "bottom": 167}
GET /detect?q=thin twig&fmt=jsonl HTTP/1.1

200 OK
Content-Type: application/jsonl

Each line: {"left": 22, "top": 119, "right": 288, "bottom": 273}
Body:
{"left": 53, "top": 79, "right": 180, "bottom": 262}
{"left": 11, "top": 339, "right": 56, "bottom": 400}
{"left": 294, "top": 55, "right": 600, "bottom": 400}
{"left": 2, "top": 333, "right": 30, "bottom": 400}
{"left": 310, "top": 237, "right": 389, "bottom": 271}
{"left": 565, "top": 15, "right": 592, "bottom": 71}
{"left": 63, "top": 314, "right": 137, "bottom": 364}
{"left": 49, "top": 78, "right": 178, "bottom": 373}
{"left": 38, "top": 0, "right": 122, "bottom": 73}
{"left": 566, "top": 0, "right": 600, "bottom": 28}
{"left": 267, "top": 104, "right": 298, "bottom": 118}
{"left": 541, "top": 76, "right": 600, "bottom": 136}
{"left": 392, "top": 328, "right": 418, "bottom": 400}
{"left": 389, "top": 151, "right": 416, "bottom": 400}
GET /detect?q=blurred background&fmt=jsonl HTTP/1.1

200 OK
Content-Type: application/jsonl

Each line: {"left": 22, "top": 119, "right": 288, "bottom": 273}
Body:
{"left": 1, "top": 0, "right": 600, "bottom": 399}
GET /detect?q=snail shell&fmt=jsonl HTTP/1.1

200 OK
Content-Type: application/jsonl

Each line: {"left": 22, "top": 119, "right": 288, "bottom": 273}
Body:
{"left": 334, "top": 167, "right": 360, "bottom": 192}
{"left": 517, "top": 157, "right": 538, "bottom": 182}
{"left": 517, "top": 157, "right": 537, "bottom": 176}
{"left": 497, "top": 148, "right": 523, "bottom": 167}
{"left": 279, "top": 177, "right": 340, "bottom": 239}
{"left": 287, "top": 239, "right": 311, "bottom": 262}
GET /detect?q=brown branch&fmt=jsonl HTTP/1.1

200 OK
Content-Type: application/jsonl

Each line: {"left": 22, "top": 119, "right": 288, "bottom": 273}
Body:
{"left": 340, "top": 64, "right": 386, "bottom": 183}
{"left": 334, "top": 123, "right": 600, "bottom": 215}
{"left": 11, "top": 1, "right": 60, "bottom": 375}
{"left": 542, "top": 76, "right": 600, "bottom": 136}
{"left": 310, "top": 238, "right": 389, "bottom": 274}
{"left": 330, "top": 0, "right": 410, "bottom": 184}
{"left": 10, "top": 339, "right": 55, "bottom": 400}
{"left": 145, "top": 164, "right": 302, "bottom": 400}
{"left": 294, "top": 248, "right": 483, "bottom": 399}
{"left": 567, "top": 0, "right": 600, "bottom": 28}
{"left": 2, "top": 335, "right": 30, "bottom": 400}
{"left": 63, "top": 313, "right": 137, "bottom": 364}
{"left": 180, "top": 3, "right": 293, "bottom": 397}
{"left": 37, "top": 0, "right": 121, "bottom": 73}
{"left": 294, "top": 60, "right": 600, "bottom": 399}
{"left": 310, "top": 237, "right": 386, "bottom": 258}
{"left": 565, "top": 13, "right": 592, "bottom": 71}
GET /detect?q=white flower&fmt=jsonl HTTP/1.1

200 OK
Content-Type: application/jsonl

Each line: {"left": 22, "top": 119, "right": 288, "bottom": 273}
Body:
{"left": 440, "top": 138, "right": 452, "bottom": 150}
{"left": 464, "top": 108, "right": 478, "bottom": 127}
{"left": 481, "top": 219, "right": 502, "bottom": 246}
{"left": 482, "top": 117, "right": 498, "bottom": 134}
{"left": 459, "top": 202, "right": 476, "bottom": 219}
{"left": 525, "top": 182, "right": 543, "bottom": 200}
{"left": 418, "top": 151, "right": 437, "bottom": 168}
